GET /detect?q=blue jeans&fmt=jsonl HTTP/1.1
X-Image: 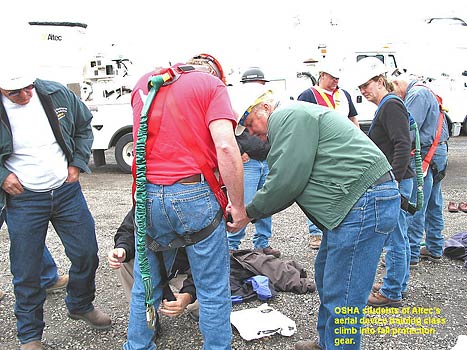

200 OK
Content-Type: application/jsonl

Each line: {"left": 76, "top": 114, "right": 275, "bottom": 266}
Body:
{"left": 315, "top": 180, "right": 399, "bottom": 350}
{"left": 124, "top": 181, "right": 232, "bottom": 350}
{"left": 6, "top": 181, "right": 98, "bottom": 344}
{"left": 308, "top": 219, "right": 323, "bottom": 236}
{"left": 227, "top": 159, "right": 272, "bottom": 250}
{"left": 1, "top": 210, "right": 58, "bottom": 289}
{"left": 407, "top": 145, "right": 447, "bottom": 261}
{"left": 381, "top": 178, "right": 413, "bottom": 300}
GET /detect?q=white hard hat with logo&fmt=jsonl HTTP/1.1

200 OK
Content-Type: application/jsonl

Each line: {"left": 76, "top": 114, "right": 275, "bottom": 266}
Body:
{"left": 354, "top": 57, "right": 387, "bottom": 87}
{"left": 228, "top": 84, "right": 274, "bottom": 136}
{"left": 318, "top": 58, "right": 343, "bottom": 79}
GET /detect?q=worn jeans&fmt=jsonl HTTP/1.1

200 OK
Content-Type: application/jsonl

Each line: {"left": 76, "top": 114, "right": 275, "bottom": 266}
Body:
{"left": 308, "top": 219, "right": 323, "bottom": 237}
{"left": 227, "top": 159, "right": 272, "bottom": 250}
{"left": 315, "top": 179, "right": 399, "bottom": 350}
{"left": 1, "top": 210, "right": 58, "bottom": 289}
{"left": 6, "top": 181, "right": 98, "bottom": 344}
{"left": 381, "top": 178, "right": 413, "bottom": 300}
{"left": 123, "top": 181, "right": 232, "bottom": 350}
{"left": 407, "top": 145, "right": 447, "bottom": 261}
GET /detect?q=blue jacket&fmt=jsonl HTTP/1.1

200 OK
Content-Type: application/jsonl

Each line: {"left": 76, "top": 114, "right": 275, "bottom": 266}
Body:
{"left": 0, "top": 79, "right": 94, "bottom": 206}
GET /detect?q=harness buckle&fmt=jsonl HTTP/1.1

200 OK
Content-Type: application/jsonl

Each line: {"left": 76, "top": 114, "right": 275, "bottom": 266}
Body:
{"left": 146, "top": 304, "right": 156, "bottom": 330}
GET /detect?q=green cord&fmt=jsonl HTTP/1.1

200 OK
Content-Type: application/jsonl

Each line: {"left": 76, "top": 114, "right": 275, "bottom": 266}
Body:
{"left": 135, "top": 75, "right": 166, "bottom": 322}
{"left": 409, "top": 119, "right": 424, "bottom": 211}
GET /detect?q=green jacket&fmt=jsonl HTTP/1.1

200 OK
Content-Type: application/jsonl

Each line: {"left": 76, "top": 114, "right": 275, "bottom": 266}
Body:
{"left": 246, "top": 101, "right": 391, "bottom": 230}
{"left": 0, "top": 79, "right": 93, "bottom": 207}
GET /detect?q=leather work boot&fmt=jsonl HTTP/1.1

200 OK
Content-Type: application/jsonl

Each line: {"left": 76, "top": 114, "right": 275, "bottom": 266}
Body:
{"left": 367, "top": 291, "right": 402, "bottom": 307}
{"left": 295, "top": 340, "right": 322, "bottom": 350}
{"left": 309, "top": 236, "right": 322, "bottom": 250}
{"left": 372, "top": 282, "right": 408, "bottom": 299}
{"left": 68, "top": 307, "right": 112, "bottom": 330}
{"left": 255, "top": 246, "right": 281, "bottom": 258}
{"left": 448, "top": 201, "right": 459, "bottom": 212}
{"left": 46, "top": 274, "right": 69, "bottom": 293}
{"left": 19, "top": 340, "right": 44, "bottom": 350}
{"left": 420, "top": 246, "right": 442, "bottom": 262}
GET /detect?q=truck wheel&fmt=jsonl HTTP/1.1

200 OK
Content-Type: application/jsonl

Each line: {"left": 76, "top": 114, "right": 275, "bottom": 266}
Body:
{"left": 115, "top": 133, "right": 133, "bottom": 173}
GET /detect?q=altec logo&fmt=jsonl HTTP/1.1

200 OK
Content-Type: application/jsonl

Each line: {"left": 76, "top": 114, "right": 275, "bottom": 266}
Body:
{"left": 41, "top": 33, "right": 62, "bottom": 41}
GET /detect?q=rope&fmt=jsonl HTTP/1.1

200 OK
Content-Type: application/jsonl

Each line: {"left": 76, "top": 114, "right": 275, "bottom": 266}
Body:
{"left": 134, "top": 72, "right": 173, "bottom": 329}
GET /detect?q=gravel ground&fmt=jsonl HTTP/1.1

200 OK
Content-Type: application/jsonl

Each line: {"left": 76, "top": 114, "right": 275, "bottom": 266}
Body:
{"left": 1, "top": 136, "right": 467, "bottom": 350}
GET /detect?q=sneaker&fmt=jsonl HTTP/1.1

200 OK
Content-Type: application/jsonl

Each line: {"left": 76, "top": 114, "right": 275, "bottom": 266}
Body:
{"left": 68, "top": 307, "right": 112, "bottom": 330}
{"left": 420, "top": 246, "right": 441, "bottom": 262}
{"left": 0, "top": 289, "right": 4, "bottom": 301}
{"left": 19, "top": 340, "right": 44, "bottom": 350}
{"left": 459, "top": 202, "right": 467, "bottom": 213}
{"left": 309, "top": 236, "right": 322, "bottom": 250}
{"left": 46, "top": 274, "right": 69, "bottom": 293}
{"left": 372, "top": 282, "right": 408, "bottom": 299}
{"left": 255, "top": 246, "right": 281, "bottom": 258}
{"left": 367, "top": 291, "right": 402, "bottom": 307}
{"left": 295, "top": 340, "right": 322, "bottom": 350}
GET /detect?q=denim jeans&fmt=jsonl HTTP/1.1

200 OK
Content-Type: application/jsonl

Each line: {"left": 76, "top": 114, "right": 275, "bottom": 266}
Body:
{"left": 227, "top": 159, "right": 272, "bottom": 250}
{"left": 407, "top": 145, "right": 447, "bottom": 261}
{"left": 315, "top": 180, "right": 399, "bottom": 350}
{"left": 123, "top": 181, "right": 232, "bottom": 350}
{"left": 381, "top": 178, "right": 413, "bottom": 300}
{"left": 1, "top": 210, "right": 58, "bottom": 289}
{"left": 307, "top": 219, "right": 323, "bottom": 236}
{"left": 40, "top": 246, "right": 59, "bottom": 289}
{"left": 6, "top": 181, "right": 98, "bottom": 344}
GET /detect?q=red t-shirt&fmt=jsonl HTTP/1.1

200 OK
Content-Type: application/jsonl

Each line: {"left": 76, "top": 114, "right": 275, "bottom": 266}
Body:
{"left": 131, "top": 69, "right": 236, "bottom": 185}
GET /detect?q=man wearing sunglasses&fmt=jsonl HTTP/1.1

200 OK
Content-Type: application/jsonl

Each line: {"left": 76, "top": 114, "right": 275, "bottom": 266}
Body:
{"left": 0, "top": 65, "right": 111, "bottom": 350}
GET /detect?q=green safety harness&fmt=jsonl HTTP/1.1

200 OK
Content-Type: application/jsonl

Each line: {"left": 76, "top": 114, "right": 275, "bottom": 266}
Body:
{"left": 373, "top": 94, "right": 424, "bottom": 213}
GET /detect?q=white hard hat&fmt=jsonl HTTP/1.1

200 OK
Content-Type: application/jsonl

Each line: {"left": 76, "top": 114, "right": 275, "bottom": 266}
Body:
{"left": 228, "top": 84, "right": 273, "bottom": 136}
{"left": 354, "top": 57, "right": 387, "bottom": 87}
{"left": 318, "top": 58, "right": 343, "bottom": 79}
{"left": 0, "top": 51, "right": 36, "bottom": 90}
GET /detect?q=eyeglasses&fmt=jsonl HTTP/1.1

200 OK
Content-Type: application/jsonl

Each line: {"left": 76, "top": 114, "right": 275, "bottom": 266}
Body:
{"left": 358, "top": 79, "right": 375, "bottom": 90}
{"left": 6, "top": 84, "right": 35, "bottom": 97}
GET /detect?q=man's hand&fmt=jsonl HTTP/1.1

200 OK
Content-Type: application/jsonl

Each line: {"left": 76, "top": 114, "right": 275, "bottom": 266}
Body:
{"left": 159, "top": 293, "right": 193, "bottom": 317}
{"left": 66, "top": 166, "right": 80, "bottom": 183}
{"left": 226, "top": 203, "right": 251, "bottom": 232}
{"left": 107, "top": 248, "right": 126, "bottom": 269}
{"left": 1, "top": 173, "right": 23, "bottom": 196}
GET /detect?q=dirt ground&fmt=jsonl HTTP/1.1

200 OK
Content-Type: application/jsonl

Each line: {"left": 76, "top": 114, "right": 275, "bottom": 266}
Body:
{"left": 0, "top": 136, "right": 466, "bottom": 350}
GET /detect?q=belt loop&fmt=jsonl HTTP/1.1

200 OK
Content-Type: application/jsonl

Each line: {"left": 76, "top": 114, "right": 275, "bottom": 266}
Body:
{"left": 200, "top": 173, "right": 205, "bottom": 183}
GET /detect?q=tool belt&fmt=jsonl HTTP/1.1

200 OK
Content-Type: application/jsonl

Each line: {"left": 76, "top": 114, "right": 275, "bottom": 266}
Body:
{"left": 146, "top": 208, "right": 223, "bottom": 252}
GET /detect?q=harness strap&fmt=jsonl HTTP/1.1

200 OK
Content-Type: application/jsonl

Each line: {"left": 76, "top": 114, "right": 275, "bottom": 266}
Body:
{"left": 146, "top": 208, "right": 223, "bottom": 252}
{"left": 413, "top": 83, "right": 445, "bottom": 176}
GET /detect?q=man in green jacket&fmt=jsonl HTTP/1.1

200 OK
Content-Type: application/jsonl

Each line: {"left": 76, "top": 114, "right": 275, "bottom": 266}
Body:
{"left": 228, "top": 84, "right": 400, "bottom": 350}
{"left": 0, "top": 63, "right": 111, "bottom": 350}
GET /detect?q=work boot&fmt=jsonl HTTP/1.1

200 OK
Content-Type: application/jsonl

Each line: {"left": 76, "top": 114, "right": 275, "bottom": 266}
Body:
{"left": 19, "top": 340, "right": 44, "bottom": 350}
{"left": 255, "top": 246, "right": 281, "bottom": 258}
{"left": 0, "top": 289, "right": 4, "bottom": 301}
{"left": 367, "top": 290, "right": 402, "bottom": 307}
{"left": 295, "top": 340, "right": 322, "bottom": 350}
{"left": 372, "top": 282, "right": 408, "bottom": 299}
{"left": 46, "top": 274, "right": 69, "bottom": 293}
{"left": 68, "top": 307, "right": 112, "bottom": 330}
{"left": 420, "top": 246, "right": 442, "bottom": 262}
{"left": 309, "top": 236, "right": 322, "bottom": 250}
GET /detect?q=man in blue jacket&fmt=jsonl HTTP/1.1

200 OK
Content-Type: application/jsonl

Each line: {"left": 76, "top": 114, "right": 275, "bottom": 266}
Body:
{"left": 0, "top": 62, "right": 111, "bottom": 350}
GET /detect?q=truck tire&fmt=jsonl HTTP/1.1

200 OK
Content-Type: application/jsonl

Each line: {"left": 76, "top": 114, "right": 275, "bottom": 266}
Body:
{"left": 115, "top": 133, "right": 133, "bottom": 174}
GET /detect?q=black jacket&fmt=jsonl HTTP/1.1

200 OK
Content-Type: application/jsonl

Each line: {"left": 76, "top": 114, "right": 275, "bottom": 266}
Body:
{"left": 114, "top": 207, "right": 196, "bottom": 301}
{"left": 236, "top": 130, "right": 270, "bottom": 161}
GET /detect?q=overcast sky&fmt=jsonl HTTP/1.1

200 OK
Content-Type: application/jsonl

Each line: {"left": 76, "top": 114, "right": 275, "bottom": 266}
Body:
{"left": 2, "top": 0, "right": 466, "bottom": 81}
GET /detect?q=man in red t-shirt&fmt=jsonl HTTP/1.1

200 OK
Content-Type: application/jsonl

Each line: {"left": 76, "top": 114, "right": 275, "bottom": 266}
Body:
{"left": 124, "top": 54, "right": 245, "bottom": 350}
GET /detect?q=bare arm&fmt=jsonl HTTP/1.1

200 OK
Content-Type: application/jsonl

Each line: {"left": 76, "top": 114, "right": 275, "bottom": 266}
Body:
{"left": 209, "top": 119, "right": 245, "bottom": 220}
